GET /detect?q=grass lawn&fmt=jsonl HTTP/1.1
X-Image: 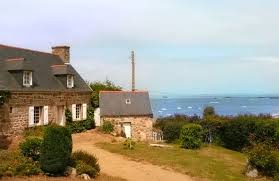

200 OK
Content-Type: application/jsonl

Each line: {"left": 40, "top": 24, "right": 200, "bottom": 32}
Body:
{"left": 96, "top": 143, "right": 270, "bottom": 181}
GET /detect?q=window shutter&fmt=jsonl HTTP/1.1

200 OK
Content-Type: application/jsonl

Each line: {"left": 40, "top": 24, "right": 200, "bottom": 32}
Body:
{"left": 72, "top": 104, "right": 76, "bottom": 121}
{"left": 43, "top": 106, "right": 48, "bottom": 125}
{"left": 82, "top": 104, "right": 87, "bottom": 120}
{"left": 28, "top": 106, "right": 34, "bottom": 127}
{"left": 30, "top": 72, "right": 33, "bottom": 86}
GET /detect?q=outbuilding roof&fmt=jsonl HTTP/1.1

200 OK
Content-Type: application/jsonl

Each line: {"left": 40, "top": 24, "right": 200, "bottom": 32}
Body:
{"left": 0, "top": 44, "right": 91, "bottom": 92}
{"left": 99, "top": 91, "right": 153, "bottom": 117}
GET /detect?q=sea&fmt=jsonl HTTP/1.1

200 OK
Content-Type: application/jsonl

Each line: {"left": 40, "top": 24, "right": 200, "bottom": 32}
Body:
{"left": 150, "top": 96, "right": 279, "bottom": 118}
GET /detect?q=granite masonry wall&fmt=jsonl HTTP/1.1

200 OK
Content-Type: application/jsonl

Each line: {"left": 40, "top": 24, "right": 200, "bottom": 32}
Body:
{"left": 101, "top": 116, "right": 154, "bottom": 141}
{"left": 0, "top": 91, "right": 91, "bottom": 136}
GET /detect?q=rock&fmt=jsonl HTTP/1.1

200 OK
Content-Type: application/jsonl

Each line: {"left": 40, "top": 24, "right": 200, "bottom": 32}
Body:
{"left": 65, "top": 166, "right": 77, "bottom": 177}
{"left": 149, "top": 143, "right": 173, "bottom": 148}
{"left": 80, "top": 173, "right": 91, "bottom": 180}
{"left": 246, "top": 166, "right": 258, "bottom": 178}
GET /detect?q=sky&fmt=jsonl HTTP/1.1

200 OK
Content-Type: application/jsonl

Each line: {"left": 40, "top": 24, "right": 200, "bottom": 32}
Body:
{"left": 1, "top": 0, "right": 279, "bottom": 97}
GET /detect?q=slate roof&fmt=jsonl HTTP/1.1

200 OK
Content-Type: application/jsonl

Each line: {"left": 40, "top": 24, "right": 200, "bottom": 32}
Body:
{"left": 0, "top": 44, "right": 91, "bottom": 92}
{"left": 99, "top": 91, "right": 153, "bottom": 117}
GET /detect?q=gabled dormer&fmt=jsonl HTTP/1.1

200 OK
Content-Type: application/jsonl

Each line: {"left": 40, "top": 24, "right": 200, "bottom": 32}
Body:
{"left": 51, "top": 64, "right": 75, "bottom": 89}
{"left": 5, "top": 57, "right": 33, "bottom": 87}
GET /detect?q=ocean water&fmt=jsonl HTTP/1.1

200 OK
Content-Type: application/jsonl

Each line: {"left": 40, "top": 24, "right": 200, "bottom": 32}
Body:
{"left": 150, "top": 97, "right": 279, "bottom": 118}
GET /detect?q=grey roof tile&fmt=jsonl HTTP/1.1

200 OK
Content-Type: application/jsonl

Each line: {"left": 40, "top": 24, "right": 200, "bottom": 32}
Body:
{"left": 0, "top": 44, "right": 91, "bottom": 92}
{"left": 99, "top": 91, "right": 153, "bottom": 117}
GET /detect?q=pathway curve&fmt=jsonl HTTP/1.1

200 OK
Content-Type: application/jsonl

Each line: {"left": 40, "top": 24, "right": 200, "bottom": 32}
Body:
{"left": 73, "top": 131, "right": 194, "bottom": 181}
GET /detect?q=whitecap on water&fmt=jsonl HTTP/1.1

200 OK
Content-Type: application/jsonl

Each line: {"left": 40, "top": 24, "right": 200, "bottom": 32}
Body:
{"left": 158, "top": 110, "right": 163, "bottom": 113}
{"left": 177, "top": 107, "right": 182, "bottom": 110}
{"left": 161, "top": 108, "right": 167, "bottom": 111}
{"left": 187, "top": 106, "right": 192, "bottom": 109}
{"left": 241, "top": 106, "right": 247, "bottom": 108}
{"left": 210, "top": 101, "right": 219, "bottom": 104}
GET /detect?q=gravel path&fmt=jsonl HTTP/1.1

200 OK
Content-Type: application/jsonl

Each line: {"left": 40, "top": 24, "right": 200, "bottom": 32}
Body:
{"left": 73, "top": 131, "right": 194, "bottom": 181}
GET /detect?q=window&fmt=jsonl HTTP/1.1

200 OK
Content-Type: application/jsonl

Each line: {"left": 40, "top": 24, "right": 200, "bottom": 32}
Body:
{"left": 67, "top": 75, "right": 74, "bottom": 88}
{"left": 76, "top": 104, "right": 81, "bottom": 120}
{"left": 23, "top": 71, "right": 32, "bottom": 87}
{"left": 34, "top": 106, "right": 42, "bottom": 124}
{"left": 10, "top": 107, "right": 13, "bottom": 113}
{"left": 125, "top": 98, "right": 131, "bottom": 104}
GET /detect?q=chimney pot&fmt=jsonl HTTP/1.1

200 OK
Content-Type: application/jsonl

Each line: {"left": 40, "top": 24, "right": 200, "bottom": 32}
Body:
{"left": 52, "top": 46, "right": 70, "bottom": 64}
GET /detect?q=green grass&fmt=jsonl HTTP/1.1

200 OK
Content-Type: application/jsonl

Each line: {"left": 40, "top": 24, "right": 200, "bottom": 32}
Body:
{"left": 96, "top": 143, "right": 270, "bottom": 181}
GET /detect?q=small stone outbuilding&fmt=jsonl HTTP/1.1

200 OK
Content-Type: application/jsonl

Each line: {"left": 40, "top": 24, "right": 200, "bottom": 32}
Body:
{"left": 99, "top": 91, "right": 153, "bottom": 141}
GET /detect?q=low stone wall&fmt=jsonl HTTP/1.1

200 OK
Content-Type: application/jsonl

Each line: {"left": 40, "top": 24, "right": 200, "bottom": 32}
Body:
{"left": 102, "top": 116, "right": 154, "bottom": 141}
{"left": 0, "top": 91, "right": 91, "bottom": 136}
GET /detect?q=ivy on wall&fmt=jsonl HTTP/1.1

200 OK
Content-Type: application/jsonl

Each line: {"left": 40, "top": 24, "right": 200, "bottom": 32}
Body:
{"left": 0, "top": 91, "right": 11, "bottom": 106}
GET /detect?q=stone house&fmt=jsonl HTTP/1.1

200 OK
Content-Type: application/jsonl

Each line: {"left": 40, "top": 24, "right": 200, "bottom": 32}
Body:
{"left": 99, "top": 91, "right": 154, "bottom": 141}
{"left": 0, "top": 44, "right": 91, "bottom": 136}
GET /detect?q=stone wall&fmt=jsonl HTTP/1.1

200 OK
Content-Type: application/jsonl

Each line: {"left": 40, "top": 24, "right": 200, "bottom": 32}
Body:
{"left": 102, "top": 116, "right": 154, "bottom": 141}
{"left": 0, "top": 91, "right": 91, "bottom": 136}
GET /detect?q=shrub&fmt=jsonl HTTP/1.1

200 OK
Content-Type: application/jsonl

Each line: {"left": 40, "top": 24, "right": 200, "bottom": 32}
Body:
{"left": 40, "top": 125, "right": 72, "bottom": 175}
{"left": 219, "top": 116, "right": 279, "bottom": 151}
{"left": 20, "top": 137, "right": 42, "bottom": 161}
{"left": 180, "top": 124, "right": 203, "bottom": 149}
{"left": 0, "top": 150, "right": 41, "bottom": 177}
{"left": 72, "top": 150, "right": 100, "bottom": 178}
{"left": 101, "top": 121, "right": 114, "bottom": 134}
{"left": 247, "top": 144, "right": 279, "bottom": 177}
{"left": 75, "top": 160, "right": 98, "bottom": 178}
{"left": 203, "top": 106, "right": 216, "bottom": 118}
{"left": 66, "top": 107, "right": 95, "bottom": 134}
{"left": 163, "top": 121, "right": 186, "bottom": 143}
{"left": 23, "top": 126, "right": 45, "bottom": 138}
{"left": 123, "top": 138, "right": 136, "bottom": 150}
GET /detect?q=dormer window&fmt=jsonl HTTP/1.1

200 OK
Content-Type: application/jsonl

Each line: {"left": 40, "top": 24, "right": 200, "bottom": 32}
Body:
{"left": 125, "top": 98, "right": 131, "bottom": 104}
{"left": 23, "top": 71, "right": 32, "bottom": 87}
{"left": 67, "top": 75, "right": 74, "bottom": 88}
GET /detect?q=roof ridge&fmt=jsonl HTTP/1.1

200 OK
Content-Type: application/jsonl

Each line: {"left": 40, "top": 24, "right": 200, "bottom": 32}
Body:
{"left": 0, "top": 44, "right": 56, "bottom": 56}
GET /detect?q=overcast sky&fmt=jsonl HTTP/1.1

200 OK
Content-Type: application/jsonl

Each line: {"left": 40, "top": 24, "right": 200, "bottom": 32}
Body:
{"left": 1, "top": 0, "right": 279, "bottom": 97}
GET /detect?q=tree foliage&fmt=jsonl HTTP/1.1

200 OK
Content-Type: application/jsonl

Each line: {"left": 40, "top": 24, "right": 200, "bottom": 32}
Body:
{"left": 89, "top": 80, "right": 122, "bottom": 108}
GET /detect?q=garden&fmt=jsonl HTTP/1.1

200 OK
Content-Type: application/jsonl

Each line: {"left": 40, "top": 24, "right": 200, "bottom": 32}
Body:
{"left": 97, "top": 107, "right": 279, "bottom": 181}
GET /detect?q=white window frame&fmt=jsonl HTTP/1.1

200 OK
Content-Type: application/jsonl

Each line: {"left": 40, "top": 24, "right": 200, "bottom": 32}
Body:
{"left": 76, "top": 104, "right": 82, "bottom": 120}
{"left": 33, "top": 106, "right": 42, "bottom": 125}
{"left": 23, "top": 71, "right": 32, "bottom": 87}
{"left": 67, "top": 75, "right": 74, "bottom": 88}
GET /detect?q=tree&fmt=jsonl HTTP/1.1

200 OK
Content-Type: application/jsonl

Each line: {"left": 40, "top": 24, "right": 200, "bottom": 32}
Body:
{"left": 89, "top": 80, "right": 122, "bottom": 108}
{"left": 203, "top": 106, "right": 216, "bottom": 118}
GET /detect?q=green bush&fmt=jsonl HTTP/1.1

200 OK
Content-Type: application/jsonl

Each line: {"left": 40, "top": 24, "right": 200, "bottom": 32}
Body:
{"left": 180, "top": 124, "right": 203, "bottom": 149}
{"left": 101, "top": 121, "right": 114, "bottom": 134}
{"left": 23, "top": 126, "right": 45, "bottom": 138}
{"left": 123, "top": 138, "right": 136, "bottom": 150}
{"left": 66, "top": 107, "right": 95, "bottom": 134}
{"left": 248, "top": 144, "right": 279, "bottom": 177}
{"left": 72, "top": 150, "right": 100, "bottom": 178}
{"left": 75, "top": 161, "right": 98, "bottom": 178}
{"left": 20, "top": 137, "right": 42, "bottom": 161}
{"left": 0, "top": 150, "right": 41, "bottom": 177}
{"left": 219, "top": 116, "right": 279, "bottom": 151}
{"left": 203, "top": 106, "right": 216, "bottom": 118}
{"left": 40, "top": 125, "right": 72, "bottom": 175}
{"left": 154, "top": 114, "right": 200, "bottom": 143}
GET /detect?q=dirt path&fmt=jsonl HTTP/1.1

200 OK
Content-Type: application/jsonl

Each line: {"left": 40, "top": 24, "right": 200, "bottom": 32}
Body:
{"left": 73, "top": 130, "right": 194, "bottom": 181}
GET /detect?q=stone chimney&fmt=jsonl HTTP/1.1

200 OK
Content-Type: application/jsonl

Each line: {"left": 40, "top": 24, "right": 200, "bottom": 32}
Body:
{"left": 52, "top": 46, "right": 70, "bottom": 64}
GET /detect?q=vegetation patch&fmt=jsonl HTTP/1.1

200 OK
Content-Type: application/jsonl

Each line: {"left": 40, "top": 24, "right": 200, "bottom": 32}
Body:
{"left": 101, "top": 121, "right": 114, "bottom": 134}
{"left": 20, "top": 137, "right": 43, "bottom": 161}
{"left": 97, "top": 142, "right": 255, "bottom": 181}
{"left": 0, "top": 150, "right": 41, "bottom": 177}
{"left": 71, "top": 150, "right": 100, "bottom": 178}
